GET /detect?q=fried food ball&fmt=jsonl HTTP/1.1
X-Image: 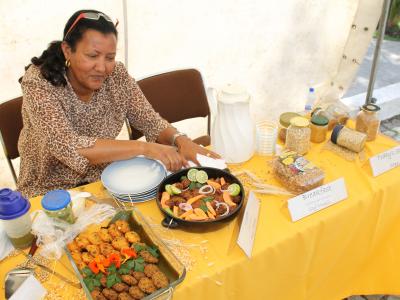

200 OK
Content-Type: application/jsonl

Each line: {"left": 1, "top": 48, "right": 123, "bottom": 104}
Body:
{"left": 102, "top": 288, "right": 118, "bottom": 300}
{"left": 139, "top": 250, "right": 158, "bottom": 263}
{"left": 130, "top": 271, "right": 146, "bottom": 281}
{"left": 76, "top": 261, "right": 87, "bottom": 270}
{"left": 71, "top": 251, "right": 82, "bottom": 263}
{"left": 125, "top": 231, "right": 141, "bottom": 244}
{"left": 88, "top": 232, "right": 102, "bottom": 245}
{"left": 121, "top": 274, "right": 138, "bottom": 286}
{"left": 138, "top": 277, "right": 156, "bottom": 294}
{"left": 128, "top": 286, "right": 145, "bottom": 300}
{"left": 144, "top": 264, "right": 160, "bottom": 277}
{"left": 81, "top": 252, "right": 94, "bottom": 264}
{"left": 91, "top": 289, "right": 107, "bottom": 300}
{"left": 75, "top": 236, "right": 90, "bottom": 249}
{"left": 108, "top": 224, "right": 123, "bottom": 238}
{"left": 100, "top": 275, "right": 107, "bottom": 287}
{"left": 86, "top": 244, "right": 101, "bottom": 257}
{"left": 118, "top": 292, "right": 134, "bottom": 300}
{"left": 67, "top": 241, "right": 79, "bottom": 252}
{"left": 112, "top": 237, "right": 129, "bottom": 250}
{"left": 99, "top": 228, "right": 112, "bottom": 242}
{"left": 112, "top": 282, "right": 129, "bottom": 293}
{"left": 115, "top": 220, "right": 130, "bottom": 233}
{"left": 151, "top": 271, "right": 169, "bottom": 289}
{"left": 100, "top": 243, "right": 116, "bottom": 256}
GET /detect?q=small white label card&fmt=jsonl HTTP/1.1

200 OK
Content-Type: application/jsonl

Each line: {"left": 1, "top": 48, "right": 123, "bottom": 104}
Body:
{"left": 370, "top": 145, "right": 400, "bottom": 177}
{"left": 288, "top": 178, "right": 347, "bottom": 222}
{"left": 237, "top": 191, "right": 261, "bottom": 258}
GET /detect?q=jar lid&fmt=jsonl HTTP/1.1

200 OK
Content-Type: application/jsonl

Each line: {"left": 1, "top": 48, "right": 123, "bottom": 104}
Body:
{"left": 0, "top": 188, "right": 31, "bottom": 220}
{"left": 41, "top": 190, "right": 71, "bottom": 211}
{"left": 311, "top": 115, "right": 329, "bottom": 126}
{"left": 311, "top": 107, "right": 323, "bottom": 117}
{"left": 279, "top": 112, "right": 300, "bottom": 128}
{"left": 361, "top": 104, "right": 380, "bottom": 112}
{"left": 290, "top": 116, "right": 310, "bottom": 127}
{"left": 331, "top": 124, "right": 344, "bottom": 144}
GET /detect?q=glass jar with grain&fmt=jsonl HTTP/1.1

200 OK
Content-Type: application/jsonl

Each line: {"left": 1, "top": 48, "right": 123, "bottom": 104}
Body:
{"left": 310, "top": 115, "right": 328, "bottom": 143}
{"left": 355, "top": 104, "right": 380, "bottom": 141}
{"left": 285, "top": 116, "right": 311, "bottom": 155}
{"left": 331, "top": 125, "right": 367, "bottom": 153}
{"left": 278, "top": 112, "right": 300, "bottom": 143}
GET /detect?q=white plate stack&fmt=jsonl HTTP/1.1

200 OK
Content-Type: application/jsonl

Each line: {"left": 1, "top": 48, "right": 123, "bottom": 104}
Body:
{"left": 101, "top": 157, "right": 167, "bottom": 203}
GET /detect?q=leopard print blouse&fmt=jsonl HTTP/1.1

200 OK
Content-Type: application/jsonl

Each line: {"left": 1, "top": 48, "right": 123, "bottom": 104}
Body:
{"left": 18, "top": 62, "right": 169, "bottom": 198}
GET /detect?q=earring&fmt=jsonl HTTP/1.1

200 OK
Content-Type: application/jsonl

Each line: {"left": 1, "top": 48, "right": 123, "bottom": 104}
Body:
{"left": 65, "top": 59, "right": 71, "bottom": 68}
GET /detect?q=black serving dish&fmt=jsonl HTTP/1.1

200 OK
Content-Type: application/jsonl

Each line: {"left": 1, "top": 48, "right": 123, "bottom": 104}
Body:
{"left": 156, "top": 167, "right": 245, "bottom": 228}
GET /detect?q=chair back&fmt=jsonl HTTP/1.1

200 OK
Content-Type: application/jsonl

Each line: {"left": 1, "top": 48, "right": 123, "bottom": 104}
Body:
{"left": 130, "top": 69, "right": 210, "bottom": 141}
{"left": 0, "top": 96, "right": 23, "bottom": 184}
{"left": 0, "top": 96, "right": 23, "bottom": 160}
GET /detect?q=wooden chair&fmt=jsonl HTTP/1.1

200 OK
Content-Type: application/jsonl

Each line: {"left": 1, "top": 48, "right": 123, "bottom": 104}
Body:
{"left": 0, "top": 96, "right": 23, "bottom": 184}
{"left": 129, "top": 69, "right": 211, "bottom": 146}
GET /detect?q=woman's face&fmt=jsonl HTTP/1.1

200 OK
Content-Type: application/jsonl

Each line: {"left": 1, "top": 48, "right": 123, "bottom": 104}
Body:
{"left": 63, "top": 29, "right": 117, "bottom": 92}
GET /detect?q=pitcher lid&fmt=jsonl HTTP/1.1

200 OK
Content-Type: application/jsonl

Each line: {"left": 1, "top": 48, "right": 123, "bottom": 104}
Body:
{"left": 218, "top": 84, "right": 250, "bottom": 104}
{"left": 0, "top": 188, "right": 31, "bottom": 220}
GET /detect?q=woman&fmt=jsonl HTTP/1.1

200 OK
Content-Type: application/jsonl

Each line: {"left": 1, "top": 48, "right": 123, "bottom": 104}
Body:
{"left": 18, "top": 9, "right": 218, "bottom": 198}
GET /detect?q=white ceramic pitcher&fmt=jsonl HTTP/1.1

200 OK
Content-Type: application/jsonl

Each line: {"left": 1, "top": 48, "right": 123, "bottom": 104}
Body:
{"left": 210, "top": 84, "right": 255, "bottom": 163}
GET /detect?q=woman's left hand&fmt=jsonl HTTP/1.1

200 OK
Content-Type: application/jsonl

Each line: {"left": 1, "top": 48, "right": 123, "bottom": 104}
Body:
{"left": 175, "top": 136, "right": 220, "bottom": 165}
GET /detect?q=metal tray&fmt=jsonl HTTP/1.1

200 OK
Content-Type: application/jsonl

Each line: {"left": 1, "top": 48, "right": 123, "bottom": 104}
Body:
{"left": 65, "top": 208, "right": 186, "bottom": 300}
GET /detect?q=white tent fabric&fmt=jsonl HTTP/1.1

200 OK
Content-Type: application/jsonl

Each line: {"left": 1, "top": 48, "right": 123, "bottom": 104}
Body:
{"left": 0, "top": 0, "right": 383, "bottom": 121}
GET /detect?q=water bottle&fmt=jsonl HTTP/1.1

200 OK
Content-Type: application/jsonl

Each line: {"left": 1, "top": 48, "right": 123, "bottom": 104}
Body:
{"left": 304, "top": 87, "right": 317, "bottom": 116}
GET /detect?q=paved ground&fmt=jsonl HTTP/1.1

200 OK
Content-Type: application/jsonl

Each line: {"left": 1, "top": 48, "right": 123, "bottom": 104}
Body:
{"left": 345, "top": 39, "right": 400, "bottom": 97}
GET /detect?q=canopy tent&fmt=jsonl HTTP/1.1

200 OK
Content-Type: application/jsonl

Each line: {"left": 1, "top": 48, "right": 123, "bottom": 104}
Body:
{"left": 0, "top": 0, "right": 384, "bottom": 123}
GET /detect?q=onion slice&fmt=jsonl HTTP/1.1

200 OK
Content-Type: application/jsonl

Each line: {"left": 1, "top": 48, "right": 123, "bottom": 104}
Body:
{"left": 215, "top": 202, "right": 230, "bottom": 217}
{"left": 199, "top": 185, "right": 214, "bottom": 195}
{"left": 179, "top": 202, "right": 192, "bottom": 212}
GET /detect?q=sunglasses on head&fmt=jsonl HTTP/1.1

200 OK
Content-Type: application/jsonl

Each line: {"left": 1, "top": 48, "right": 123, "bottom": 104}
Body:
{"left": 64, "top": 12, "right": 118, "bottom": 40}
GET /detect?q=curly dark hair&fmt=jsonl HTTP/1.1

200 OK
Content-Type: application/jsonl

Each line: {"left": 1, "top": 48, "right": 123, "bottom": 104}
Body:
{"left": 20, "top": 9, "right": 118, "bottom": 87}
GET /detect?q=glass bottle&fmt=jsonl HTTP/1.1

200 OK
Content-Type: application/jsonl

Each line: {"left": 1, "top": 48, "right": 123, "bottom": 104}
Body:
{"left": 355, "top": 104, "right": 380, "bottom": 141}
{"left": 285, "top": 116, "right": 311, "bottom": 155}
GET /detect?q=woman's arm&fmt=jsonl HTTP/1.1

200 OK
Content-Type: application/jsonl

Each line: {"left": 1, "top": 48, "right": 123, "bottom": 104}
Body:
{"left": 77, "top": 138, "right": 188, "bottom": 171}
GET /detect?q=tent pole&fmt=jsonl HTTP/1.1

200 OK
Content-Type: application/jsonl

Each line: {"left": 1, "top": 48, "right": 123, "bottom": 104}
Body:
{"left": 365, "top": 0, "right": 392, "bottom": 105}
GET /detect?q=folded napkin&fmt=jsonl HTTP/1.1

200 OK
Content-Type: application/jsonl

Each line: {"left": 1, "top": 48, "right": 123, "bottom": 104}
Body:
{"left": 9, "top": 274, "right": 46, "bottom": 300}
{"left": 0, "top": 222, "right": 14, "bottom": 261}
{"left": 190, "top": 153, "right": 227, "bottom": 169}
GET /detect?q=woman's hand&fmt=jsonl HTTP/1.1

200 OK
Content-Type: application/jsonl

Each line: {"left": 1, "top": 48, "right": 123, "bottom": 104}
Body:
{"left": 175, "top": 136, "right": 220, "bottom": 165}
{"left": 143, "top": 142, "right": 189, "bottom": 171}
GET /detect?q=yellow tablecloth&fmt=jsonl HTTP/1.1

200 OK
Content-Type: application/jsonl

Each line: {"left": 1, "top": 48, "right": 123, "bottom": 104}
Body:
{"left": 1, "top": 133, "right": 400, "bottom": 300}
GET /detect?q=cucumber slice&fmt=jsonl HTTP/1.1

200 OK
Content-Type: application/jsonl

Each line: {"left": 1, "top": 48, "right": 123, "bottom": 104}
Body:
{"left": 171, "top": 185, "right": 181, "bottom": 194}
{"left": 195, "top": 170, "right": 208, "bottom": 184}
{"left": 187, "top": 169, "right": 199, "bottom": 182}
{"left": 228, "top": 183, "right": 241, "bottom": 196}
{"left": 165, "top": 184, "right": 173, "bottom": 195}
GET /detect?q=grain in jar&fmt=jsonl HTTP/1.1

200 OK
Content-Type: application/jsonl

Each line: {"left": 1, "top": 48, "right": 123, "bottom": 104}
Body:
{"left": 331, "top": 125, "right": 367, "bottom": 153}
{"left": 278, "top": 112, "right": 300, "bottom": 143}
{"left": 285, "top": 116, "right": 311, "bottom": 155}
{"left": 355, "top": 104, "right": 380, "bottom": 141}
{"left": 310, "top": 115, "right": 328, "bottom": 143}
